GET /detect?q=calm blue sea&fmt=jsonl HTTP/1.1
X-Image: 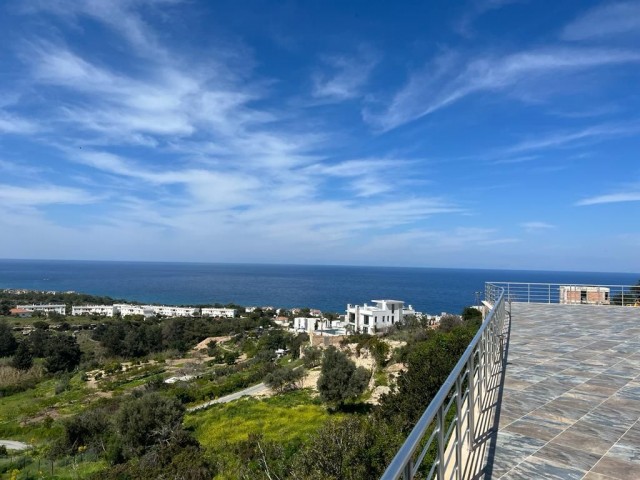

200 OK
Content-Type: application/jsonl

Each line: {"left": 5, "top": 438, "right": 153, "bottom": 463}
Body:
{"left": 0, "top": 260, "right": 637, "bottom": 315}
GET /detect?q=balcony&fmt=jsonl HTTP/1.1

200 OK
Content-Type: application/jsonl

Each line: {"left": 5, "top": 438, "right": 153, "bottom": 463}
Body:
{"left": 382, "top": 283, "right": 640, "bottom": 480}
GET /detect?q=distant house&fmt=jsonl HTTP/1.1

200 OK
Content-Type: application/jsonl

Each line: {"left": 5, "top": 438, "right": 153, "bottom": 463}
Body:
{"left": 114, "top": 304, "right": 155, "bottom": 318}
{"left": 293, "top": 317, "right": 315, "bottom": 332}
{"left": 201, "top": 307, "right": 236, "bottom": 318}
{"left": 9, "top": 307, "right": 31, "bottom": 318}
{"left": 71, "top": 305, "right": 117, "bottom": 317}
{"left": 346, "top": 299, "right": 408, "bottom": 334}
{"left": 20, "top": 304, "right": 66, "bottom": 315}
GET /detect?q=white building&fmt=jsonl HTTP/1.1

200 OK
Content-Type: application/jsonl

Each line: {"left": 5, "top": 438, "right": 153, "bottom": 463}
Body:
{"left": 21, "top": 304, "right": 66, "bottom": 315}
{"left": 293, "top": 317, "right": 316, "bottom": 332}
{"left": 153, "top": 305, "right": 199, "bottom": 317}
{"left": 346, "top": 299, "right": 406, "bottom": 334}
{"left": 71, "top": 305, "right": 117, "bottom": 317}
{"left": 202, "top": 307, "right": 236, "bottom": 318}
{"left": 114, "top": 304, "right": 155, "bottom": 318}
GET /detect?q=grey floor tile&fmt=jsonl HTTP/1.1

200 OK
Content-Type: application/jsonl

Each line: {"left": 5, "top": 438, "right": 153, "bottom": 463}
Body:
{"left": 592, "top": 455, "right": 640, "bottom": 480}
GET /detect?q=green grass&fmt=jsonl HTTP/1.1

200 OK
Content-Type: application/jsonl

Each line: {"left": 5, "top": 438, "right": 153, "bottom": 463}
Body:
{"left": 0, "top": 372, "right": 93, "bottom": 444}
{"left": 185, "top": 389, "right": 335, "bottom": 448}
{"left": 374, "top": 370, "right": 389, "bottom": 387}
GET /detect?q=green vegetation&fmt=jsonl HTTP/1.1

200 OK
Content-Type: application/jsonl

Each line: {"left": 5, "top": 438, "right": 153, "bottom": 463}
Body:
{"left": 0, "top": 296, "right": 483, "bottom": 480}
{"left": 317, "top": 347, "right": 370, "bottom": 407}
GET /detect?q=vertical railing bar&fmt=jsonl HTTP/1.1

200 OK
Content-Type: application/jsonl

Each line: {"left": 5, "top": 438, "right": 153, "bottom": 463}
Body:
{"left": 437, "top": 405, "right": 445, "bottom": 480}
{"left": 467, "top": 354, "right": 475, "bottom": 450}
{"left": 455, "top": 376, "right": 463, "bottom": 480}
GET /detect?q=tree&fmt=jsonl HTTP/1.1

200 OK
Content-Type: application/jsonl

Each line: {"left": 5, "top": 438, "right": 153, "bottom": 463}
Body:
{"left": 438, "top": 314, "right": 462, "bottom": 332}
{"left": 28, "top": 328, "right": 52, "bottom": 357}
{"left": 0, "top": 320, "right": 18, "bottom": 357}
{"left": 0, "top": 300, "right": 12, "bottom": 316}
{"left": 317, "top": 347, "right": 370, "bottom": 406}
{"left": 11, "top": 341, "right": 33, "bottom": 370}
{"left": 115, "top": 393, "right": 185, "bottom": 459}
{"left": 461, "top": 306, "right": 482, "bottom": 322}
{"left": 302, "top": 346, "right": 323, "bottom": 368}
{"left": 291, "top": 416, "right": 405, "bottom": 480}
{"left": 264, "top": 366, "right": 305, "bottom": 394}
{"left": 368, "top": 339, "right": 390, "bottom": 369}
{"left": 378, "top": 323, "right": 478, "bottom": 430}
{"left": 45, "top": 334, "right": 82, "bottom": 373}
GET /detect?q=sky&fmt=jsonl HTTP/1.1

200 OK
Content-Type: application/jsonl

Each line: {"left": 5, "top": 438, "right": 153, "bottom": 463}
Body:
{"left": 0, "top": 0, "right": 639, "bottom": 272}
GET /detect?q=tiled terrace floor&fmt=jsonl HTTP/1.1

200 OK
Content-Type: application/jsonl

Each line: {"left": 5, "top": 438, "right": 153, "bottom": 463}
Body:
{"left": 486, "top": 303, "right": 640, "bottom": 480}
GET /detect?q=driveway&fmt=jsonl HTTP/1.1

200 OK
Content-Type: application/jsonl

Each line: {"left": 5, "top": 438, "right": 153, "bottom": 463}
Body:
{"left": 187, "top": 382, "right": 269, "bottom": 412}
{"left": 0, "top": 440, "right": 30, "bottom": 451}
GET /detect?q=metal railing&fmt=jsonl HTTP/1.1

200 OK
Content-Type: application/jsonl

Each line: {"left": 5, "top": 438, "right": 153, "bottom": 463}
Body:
{"left": 485, "top": 282, "right": 640, "bottom": 306}
{"left": 380, "top": 286, "right": 507, "bottom": 480}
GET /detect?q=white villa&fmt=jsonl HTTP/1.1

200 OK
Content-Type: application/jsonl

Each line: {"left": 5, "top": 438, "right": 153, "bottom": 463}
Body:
{"left": 71, "top": 305, "right": 118, "bottom": 317}
{"left": 201, "top": 307, "right": 236, "bottom": 318}
{"left": 346, "top": 299, "right": 411, "bottom": 334}
{"left": 293, "top": 317, "right": 316, "bottom": 332}
{"left": 21, "top": 304, "right": 66, "bottom": 315}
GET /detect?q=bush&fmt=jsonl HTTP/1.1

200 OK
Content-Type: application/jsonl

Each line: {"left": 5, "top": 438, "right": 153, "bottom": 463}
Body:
{"left": 0, "top": 320, "right": 18, "bottom": 357}
{"left": 11, "top": 342, "right": 33, "bottom": 371}
{"left": 317, "top": 347, "right": 370, "bottom": 406}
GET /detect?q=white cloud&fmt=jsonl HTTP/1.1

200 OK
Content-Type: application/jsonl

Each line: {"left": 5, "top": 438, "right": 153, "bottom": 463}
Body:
{"left": 520, "top": 221, "right": 554, "bottom": 232}
{"left": 1, "top": 0, "right": 470, "bottom": 264}
{"left": 562, "top": 1, "right": 640, "bottom": 41}
{"left": 0, "top": 184, "right": 96, "bottom": 207}
{"left": 0, "top": 111, "right": 39, "bottom": 134}
{"left": 455, "top": 0, "right": 524, "bottom": 37}
{"left": 365, "top": 47, "right": 640, "bottom": 130}
{"left": 499, "top": 124, "right": 640, "bottom": 155}
{"left": 312, "top": 47, "right": 378, "bottom": 102}
{"left": 576, "top": 191, "right": 640, "bottom": 206}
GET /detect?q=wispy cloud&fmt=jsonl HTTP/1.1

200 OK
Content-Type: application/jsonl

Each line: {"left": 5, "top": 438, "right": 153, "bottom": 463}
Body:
{"left": 562, "top": 1, "right": 640, "bottom": 41}
{"left": 455, "top": 0, "right": 524, "bottom": 37}
{"left": 312, "top": 47, "right": 378, "bottom": 102}
{"left": 576, "top": 191, "right": 640, "bottom": 206}
{"left": 499, "top": 123, "right": 640, "bottom": 155}
{"left": 365, "top": 47, "right": 640, "bottom": 130}
{"left": 0, "top": 184, "right": 96, "bottom": 207}
{"left": 0, "top": 111, "right": 39, "bottom": 134}
{"left": 520, "top": 221, "right": 554, "bottom": 232}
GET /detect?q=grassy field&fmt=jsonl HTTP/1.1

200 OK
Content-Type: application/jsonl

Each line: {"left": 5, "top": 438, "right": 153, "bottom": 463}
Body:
{"left": 185, "top": 389, "right": 339, "bottom": 479}
{"left": 186, "top": 389, "right": 334, "bottom": 448}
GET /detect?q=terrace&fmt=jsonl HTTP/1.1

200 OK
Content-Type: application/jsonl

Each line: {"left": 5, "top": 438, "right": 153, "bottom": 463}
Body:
{"left": 382, "top": 282, "right": 640, "bottom": 480}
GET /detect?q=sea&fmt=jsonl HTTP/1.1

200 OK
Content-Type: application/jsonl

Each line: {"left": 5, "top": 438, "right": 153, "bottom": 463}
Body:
{"left": 0, "top": 259, "right": 638, "bottom": 315}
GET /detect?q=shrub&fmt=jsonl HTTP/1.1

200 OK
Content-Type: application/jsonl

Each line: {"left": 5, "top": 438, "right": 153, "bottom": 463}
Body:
{"left": 317, "top": 347, "right": 370, "bottom": 406}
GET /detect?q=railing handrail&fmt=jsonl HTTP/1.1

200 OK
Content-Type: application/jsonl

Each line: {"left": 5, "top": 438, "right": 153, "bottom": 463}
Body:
{"left": 380, "top": 286, "right": 506, "bottom": 479}
{"left": 486, "top": 281, "right": 637, "bottom": 288}
{"left": 485, "top": 282, "right": 639, "bottom": 306}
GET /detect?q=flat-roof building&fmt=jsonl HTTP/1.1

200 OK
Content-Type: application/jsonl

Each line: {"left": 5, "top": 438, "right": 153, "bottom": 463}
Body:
{"left": 346, "top": 299, "right": 406, "bottom": 334}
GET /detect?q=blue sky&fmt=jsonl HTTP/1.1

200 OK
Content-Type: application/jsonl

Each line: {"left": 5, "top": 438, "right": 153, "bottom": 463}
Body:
{"left": 0, "top": 0, "right": 639, "bottom": 272}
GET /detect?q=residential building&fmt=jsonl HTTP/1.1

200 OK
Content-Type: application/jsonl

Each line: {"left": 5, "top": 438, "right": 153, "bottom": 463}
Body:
{"left": 71, "top": 305, "right": 117, "bottom": 317}
{"left": 114, "top": 304, "right": 155, "bottom": 317}
{"left": 20, "top": 304, "right": 66, "bottom": 315}
{"left": 346, "top": 299, "right": 406, "bottom": 334}
{"left": 293, "top": 317, "right": 315, "bottom": 332}
{"left": 201, "top": 307, "right": 236, "bottom": 318}
{"left": 152, "top": 305, "right": 199, "bottom": 317}
{"left": 9, "top": 307, "right": 31, "bottom": 318}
